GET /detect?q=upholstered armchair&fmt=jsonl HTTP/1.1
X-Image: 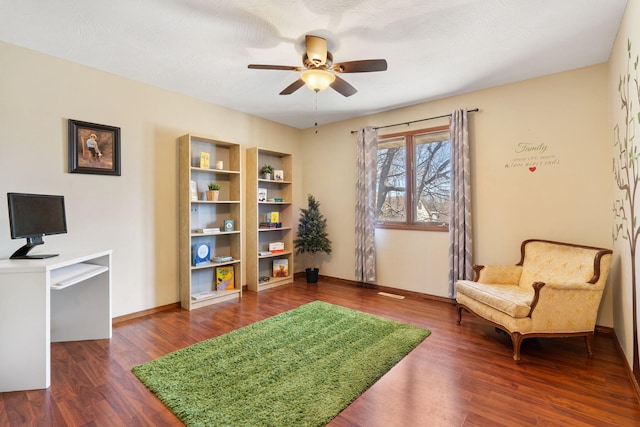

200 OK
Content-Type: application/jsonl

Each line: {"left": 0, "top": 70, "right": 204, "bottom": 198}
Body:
{"left": 455, "top": 239, "right": 612, "bottom": 361}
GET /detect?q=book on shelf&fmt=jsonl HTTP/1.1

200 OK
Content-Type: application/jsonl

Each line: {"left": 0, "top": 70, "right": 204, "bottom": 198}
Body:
{"left": 273, "top": 170, "right": 284, "bottom": 181}
{"left": 270, "top": 211, "right": 279, "bottom": 223}
{"left": 269, "top": 241, "right": 285, "bottom": 253}
{"left": 273, "top": 259, "right": 289, "bottom": 277}
{"left": 195, "top": 227, "right": 220, "bottom": 234}
{"left": 215, "top": 266, "right": 234, "bottom": 291}
{"left": 191, "top": 242, "right": 211, "bottom": 266}
{"left": 223, "top": 219, "right": 235, "bottom": 232}
{"left": 190, "top": 180, "right": 198, "bottom": 201}
{"left": 258, "top": 188, "right": 267, "bottom": 202}
{"left": 191, "top": 290, "right": 217, "bottom": 301}
{"left": 259, "top": 222, "right": 282, "bottom": 229}
{"left": 200, "top": 152, "right": 210, "bottom": 169}
{"left": 258, "top": 250, "right": 272, "bottom": 256}
{"left": 212, "top": 255, "right": 233, "bottom": 263}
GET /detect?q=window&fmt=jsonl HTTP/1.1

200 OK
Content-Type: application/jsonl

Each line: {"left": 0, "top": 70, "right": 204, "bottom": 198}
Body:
{"left": 375, "top": 125, "right": 450, "bottom": 230}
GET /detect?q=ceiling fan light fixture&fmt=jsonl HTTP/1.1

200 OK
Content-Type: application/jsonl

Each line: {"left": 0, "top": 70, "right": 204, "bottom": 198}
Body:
{"left": 301, "top": 69, "right": 335, "bottom": 92}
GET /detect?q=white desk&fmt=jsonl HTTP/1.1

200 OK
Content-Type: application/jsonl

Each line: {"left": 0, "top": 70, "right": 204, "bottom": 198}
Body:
{"left": 0, "top": 250, "right": 112, "bottom": 392}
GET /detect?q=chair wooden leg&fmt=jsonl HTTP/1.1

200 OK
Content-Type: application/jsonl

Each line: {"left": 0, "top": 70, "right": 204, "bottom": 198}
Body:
{"left": 456, "top": 304, "right": 463, "bottom": 325}
{"left": 585, "top": 333, "right": 594, "bottom": 357}
{"left": 510, "top": 332, "right": 523, "bottom": 362}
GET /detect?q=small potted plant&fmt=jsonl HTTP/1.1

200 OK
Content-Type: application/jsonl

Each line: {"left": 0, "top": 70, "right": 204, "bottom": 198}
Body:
{"left": 260, "top": 164, "right": 274, "bottom": 180}
{"left": 294, "top": 194, "right": 332, "bottom": 283}
{"left": 207, "top": 182, "right": 220, "bottom": 201}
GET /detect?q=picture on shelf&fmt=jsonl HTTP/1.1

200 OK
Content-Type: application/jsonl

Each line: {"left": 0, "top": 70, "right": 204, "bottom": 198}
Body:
{"left": 258, "top": 188, "right": 267, "bottom": 202}
{"left": 216, "top": 266, "right": 235, "bottom": 290}
{"left": 224, "top": 219, "right": 235, "bottom": 232}
{"left": 274, "top": 169, "right": 284, "bottom": 181}
{"left": 200, "top": 152, "right": 210, "bottom": 169}
{"left": 273, "top": 259, "right": 289, "bottom": 277}
{"left": 192, "top": 242, "right": 211, "bottom": 266}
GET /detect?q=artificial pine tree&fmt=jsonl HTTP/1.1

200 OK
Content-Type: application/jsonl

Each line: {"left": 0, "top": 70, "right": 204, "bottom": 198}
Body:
{"left": 294, "top": 194, "right": 332, "bottom": 282}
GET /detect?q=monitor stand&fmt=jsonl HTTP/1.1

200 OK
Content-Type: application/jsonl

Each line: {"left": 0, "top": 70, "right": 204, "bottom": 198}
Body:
{"left": 11, "top": 253, "right": 59, "bottom": 260}
{"left": 10, "top": 236, "right": 58, "bottom": 260}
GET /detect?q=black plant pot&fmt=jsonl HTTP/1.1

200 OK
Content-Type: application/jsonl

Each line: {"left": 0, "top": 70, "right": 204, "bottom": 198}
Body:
{"left": 305, "top": 268, "right": 319, "bottom": 284}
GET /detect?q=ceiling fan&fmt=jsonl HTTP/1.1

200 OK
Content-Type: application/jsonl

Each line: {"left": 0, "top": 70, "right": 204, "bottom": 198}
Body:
{"left": 248, "top": 35, "right": 387, "bottom": 97}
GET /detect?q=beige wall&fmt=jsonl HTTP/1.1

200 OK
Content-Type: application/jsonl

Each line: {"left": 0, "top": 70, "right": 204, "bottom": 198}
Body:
{"left": 302, "top": 63, "right": 613, "bottom": 325}
{"left": 609, "top": 0, "right": 640, "bottom": 373}
{"left": 0, "top": 41, "right": 303, "bottom": 317}
{"left": 0, "top": 29, "right": 616, "bottom": 333}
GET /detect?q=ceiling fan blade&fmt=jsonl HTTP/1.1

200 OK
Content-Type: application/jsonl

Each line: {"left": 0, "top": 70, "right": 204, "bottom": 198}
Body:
{"left": 332, "top": 59, "right": 388, "bottom": 73}
{"left": 330, "top": 75, "right": 357, "bottom": 97}
{"left": 305, "top": 35, "right": 327, "bottom": 66}
{"left": 279, "top": 79, "right": 305, "bottom": 95}
{"left": 248, "top": 64, "right": 302, "bottom": 71}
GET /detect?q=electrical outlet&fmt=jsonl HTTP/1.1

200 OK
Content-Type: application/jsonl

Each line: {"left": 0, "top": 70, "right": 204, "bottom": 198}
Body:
{"left": 191, "top": 206, "right": 198, "bottom": 213}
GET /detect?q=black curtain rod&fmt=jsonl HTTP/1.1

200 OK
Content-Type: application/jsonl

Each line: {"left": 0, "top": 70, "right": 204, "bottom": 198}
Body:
{"left": 350, "top": 108, "right": 479, "bottom": 134}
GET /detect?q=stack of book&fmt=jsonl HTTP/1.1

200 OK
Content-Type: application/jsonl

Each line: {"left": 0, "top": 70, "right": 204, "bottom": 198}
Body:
{"left": 269, "top": 242, "right": 285, "bottom": 254}
{"left": 195, "top": 227, "right": 220, "bottom": 234}
{"left": 191, "top": 290, "right": 216, "bottom": 301}
{"left": 212, "top": 255, "right": 233, "bottom": 263}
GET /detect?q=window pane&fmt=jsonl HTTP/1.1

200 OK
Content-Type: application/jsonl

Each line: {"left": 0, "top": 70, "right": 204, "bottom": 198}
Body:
{"left": 376, "top": 137, "right": 406, "bottom": 222}
{"left": 414, "top": 132, "right": 450, "bottom": 225}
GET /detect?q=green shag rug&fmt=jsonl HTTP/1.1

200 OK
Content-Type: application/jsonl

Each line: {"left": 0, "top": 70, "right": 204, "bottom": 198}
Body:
{"left": 132, "top": 300, "right": 430, "bottom": 427}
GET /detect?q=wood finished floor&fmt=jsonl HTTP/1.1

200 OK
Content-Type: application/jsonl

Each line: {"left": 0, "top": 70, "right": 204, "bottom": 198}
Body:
{"left": 1, "top": 278, "right": 639, "bottom": 427}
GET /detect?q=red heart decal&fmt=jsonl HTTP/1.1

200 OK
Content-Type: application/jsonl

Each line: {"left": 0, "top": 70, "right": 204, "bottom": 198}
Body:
{"left": 529, "top": 167, "right": 536, "bottom": 172}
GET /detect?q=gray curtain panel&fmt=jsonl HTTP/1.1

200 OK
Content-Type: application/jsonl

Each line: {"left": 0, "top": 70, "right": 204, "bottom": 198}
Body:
{"left": 355, "top": 126, "right": 377, "bottom": 283}
{"left": 448, "top": 109, "right": 473, "bottom": 298}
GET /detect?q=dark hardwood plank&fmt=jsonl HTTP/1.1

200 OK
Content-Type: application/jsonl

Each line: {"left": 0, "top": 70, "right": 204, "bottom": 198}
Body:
{"left": 1, "top": 278, "right": 639, "bottom": 426}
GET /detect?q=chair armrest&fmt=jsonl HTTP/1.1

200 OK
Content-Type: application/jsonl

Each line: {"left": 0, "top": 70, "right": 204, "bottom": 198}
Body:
{"left": 542, "top": 282, "right": 600, "bottom": 291}
{"left": 475, "top": 264, "right": 523, "bottom": 284}
{"left": 528, "top": 282, "right": 603, "bottom": 330}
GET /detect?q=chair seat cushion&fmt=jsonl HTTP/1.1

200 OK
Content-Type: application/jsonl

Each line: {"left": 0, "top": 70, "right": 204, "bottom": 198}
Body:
{"left": 456, "top": 280, "right": 533, "bottom": 318}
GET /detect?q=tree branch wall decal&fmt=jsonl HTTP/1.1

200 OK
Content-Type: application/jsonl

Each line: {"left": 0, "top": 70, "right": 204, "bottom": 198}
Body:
{"left": 613, "top": 38, "right": 640, "bottom": 383}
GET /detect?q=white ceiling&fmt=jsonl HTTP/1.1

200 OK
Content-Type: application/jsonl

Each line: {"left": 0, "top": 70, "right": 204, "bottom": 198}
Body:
{"left": 0, "top": 0, "right": 628, "bottom": 129}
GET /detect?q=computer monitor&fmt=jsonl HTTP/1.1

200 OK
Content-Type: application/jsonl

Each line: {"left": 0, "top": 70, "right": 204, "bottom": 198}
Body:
{"left": 7, "top": 192, "right": 67, "bottom": 259}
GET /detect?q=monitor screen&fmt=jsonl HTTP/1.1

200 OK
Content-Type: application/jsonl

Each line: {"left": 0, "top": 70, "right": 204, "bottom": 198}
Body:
{"left": 8, "top": 192, "right": 67, "bottom": 239}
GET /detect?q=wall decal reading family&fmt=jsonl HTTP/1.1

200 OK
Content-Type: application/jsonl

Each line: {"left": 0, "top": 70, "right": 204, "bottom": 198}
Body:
{"left": 505, "top": 142, "right": 559, "bottom": 171}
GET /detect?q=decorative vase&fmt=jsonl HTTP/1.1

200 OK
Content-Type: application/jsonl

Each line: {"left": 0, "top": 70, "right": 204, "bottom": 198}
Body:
{"left": 206, "top": 190, "right": 219, "bottom": 201}
{"left": 305, "top": 268, "right": 319, "bottom": 284}
{"left": 262, "top": 173, "right": 271, "bottom": 180}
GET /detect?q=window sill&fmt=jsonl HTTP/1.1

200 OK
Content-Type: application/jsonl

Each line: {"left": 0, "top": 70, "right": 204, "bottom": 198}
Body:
{"left": 376, "top": 223, "right": 449, "bottom": 232}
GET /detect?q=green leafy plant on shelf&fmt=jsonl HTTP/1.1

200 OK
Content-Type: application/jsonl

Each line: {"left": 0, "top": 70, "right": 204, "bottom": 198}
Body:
{"left": 208, "top": 182, "right": 220, "bottom": 191}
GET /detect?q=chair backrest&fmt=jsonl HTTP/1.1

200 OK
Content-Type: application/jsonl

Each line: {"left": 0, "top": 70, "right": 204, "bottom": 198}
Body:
{"left": 517, "top": 240, "right": 612, "bottom": 290}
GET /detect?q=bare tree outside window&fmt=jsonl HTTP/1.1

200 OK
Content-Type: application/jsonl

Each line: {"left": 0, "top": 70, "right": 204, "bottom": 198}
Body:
{"left": 414, "top": 133, "right": 450, "bottom": 225}
{"left": 376, "top": 127, "right": 450, "bottom": 230}
{"left": 376, "top": 137, "right": 406, "bottom": 222}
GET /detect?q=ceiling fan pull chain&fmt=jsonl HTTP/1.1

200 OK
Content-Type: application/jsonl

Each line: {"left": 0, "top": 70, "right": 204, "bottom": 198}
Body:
{"left": 314, "top": 91, "right": 319, "bottom": 134}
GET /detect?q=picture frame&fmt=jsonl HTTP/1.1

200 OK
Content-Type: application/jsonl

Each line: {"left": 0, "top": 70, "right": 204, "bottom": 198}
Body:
{"left": 68, "top": 119, "right": 121, "bottom": 176}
